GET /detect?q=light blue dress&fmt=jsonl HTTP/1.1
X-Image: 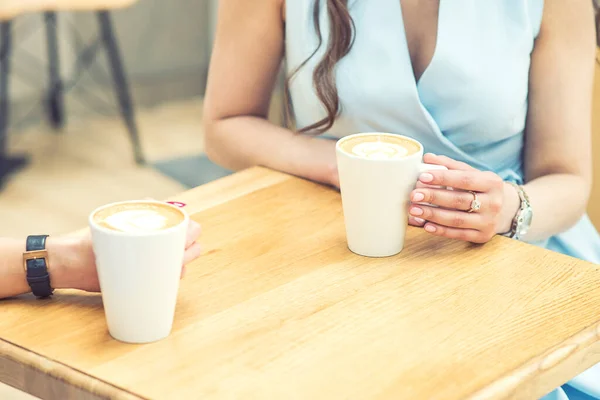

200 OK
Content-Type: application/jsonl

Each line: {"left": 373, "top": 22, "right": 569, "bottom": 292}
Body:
{"left": 285, "top": 1, "right": 600, "bottom": 399}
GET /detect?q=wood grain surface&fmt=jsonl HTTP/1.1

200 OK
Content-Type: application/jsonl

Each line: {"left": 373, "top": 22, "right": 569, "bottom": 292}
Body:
{"left": 589, "top": 56, "right": 600, "bottom": 230}
{"left": 1, "top": 167, "right": 600, "bottom": 400}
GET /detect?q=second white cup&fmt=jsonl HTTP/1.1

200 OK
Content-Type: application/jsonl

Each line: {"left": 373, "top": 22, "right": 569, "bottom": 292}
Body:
{"left": 89, "top": 200, "right": 189, "bottom": 343}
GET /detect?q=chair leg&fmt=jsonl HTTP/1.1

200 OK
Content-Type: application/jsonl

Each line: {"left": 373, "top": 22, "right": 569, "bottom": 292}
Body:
{"left": 0, "top": 21, "right": 28, "bottom": 188}
{"left": 96, "top": 11, "right": 144, "bottom": 165}
{"left": 44, "top": 11, "right": 65, "bottom": 129}
{"left": 0, "top": 22, "right": 11, "bottom": 154}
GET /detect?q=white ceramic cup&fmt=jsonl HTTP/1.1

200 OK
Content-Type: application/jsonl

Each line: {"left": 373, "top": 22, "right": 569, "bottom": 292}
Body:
{"left": 89, "top": 200, "right": 189, "bottom": 343}
{"left": 336, "top": 133, "right": 447, "bottom": 258}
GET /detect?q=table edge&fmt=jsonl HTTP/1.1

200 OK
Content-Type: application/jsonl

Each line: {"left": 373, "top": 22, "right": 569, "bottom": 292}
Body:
{"left": 468, "top": 320, "right": 600, "bottom": 399}
{"left": 0, "top": 338, "right": 144, "bottom": 400}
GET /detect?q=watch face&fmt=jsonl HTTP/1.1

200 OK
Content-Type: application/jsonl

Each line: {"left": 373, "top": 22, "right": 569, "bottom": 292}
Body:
{"left": 518, "top": 208, "right": 533, "bottom": 235}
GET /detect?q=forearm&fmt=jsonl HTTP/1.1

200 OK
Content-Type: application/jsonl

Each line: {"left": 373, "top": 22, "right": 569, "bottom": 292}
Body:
{"left": 205, "top": 116, "right": 338, "bottom": 186}
{"left": 0, "top": 237, "right": 76, "bottom": 299}
{"left": 498, "top": 174, "right": 590, "bottom": 242}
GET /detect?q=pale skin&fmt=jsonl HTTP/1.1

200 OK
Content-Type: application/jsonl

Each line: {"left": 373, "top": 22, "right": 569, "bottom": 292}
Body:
{"left": 205, "top": 0, "right": 595, "bottom": 245}
{"left": 0, "top": 222, "right": 202, "bottom": 300}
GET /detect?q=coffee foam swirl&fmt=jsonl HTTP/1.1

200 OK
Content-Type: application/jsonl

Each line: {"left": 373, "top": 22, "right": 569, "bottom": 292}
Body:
{"left": 350, "top": 141, "right": 408, "bottom": 160}
{"left": 103, "top": 209, "right": 169, "bottom": 233}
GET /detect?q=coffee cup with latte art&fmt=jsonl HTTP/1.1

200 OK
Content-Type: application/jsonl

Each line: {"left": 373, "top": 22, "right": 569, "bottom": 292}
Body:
{"left": 336, "top": 133, "right": 446, "bottom": 257}
{"left": 89, "top": 200, "right": 189, "bottom": 343}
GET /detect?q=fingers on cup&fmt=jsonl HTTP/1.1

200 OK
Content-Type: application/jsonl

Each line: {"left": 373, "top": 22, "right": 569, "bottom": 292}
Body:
{"left": 186, "top": 220, "right": 202, "bottom": 248}
{"left": 423, "top": 153, "right": 476, "bottom": 171}
{"left": 412, "top": 189, "right": 485, "bottom": 212}
{"left": 183, "top": 242, "right": 202, "bottom": 265}
{"left": 415, "top": 180, "right": 446, "bottom": 190}
{"left": 423, "top": 223, "right": 489, "bottom": 243}
{"left": 409, "top": 205, "right": 482, "bottom": 230}
{"left": 409, "top": 216, "right": 426, "bottom": 227}
{"left": 419, "top": 170, "right": 501, "bottom": 192}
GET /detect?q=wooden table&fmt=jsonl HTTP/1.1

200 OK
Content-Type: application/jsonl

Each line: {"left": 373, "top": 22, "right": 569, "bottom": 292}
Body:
{"left": 1, "top": 167, "right": 600, "bottom": 400}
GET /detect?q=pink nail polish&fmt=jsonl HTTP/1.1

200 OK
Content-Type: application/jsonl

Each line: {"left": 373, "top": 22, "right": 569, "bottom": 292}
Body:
{"left": 414, "top": 217, "right": 425, "bottom": 224}
{"left": 425, "top": 225, "right": 437, "bottom": 233}
{"left": 410, "top": 207, "right": 424, "bottom": 216}
{"left": 412, "top": 192, "right": 425, "bottom": 202}
{"left": 419, "top": 173, "right": 434, "bottom": 183}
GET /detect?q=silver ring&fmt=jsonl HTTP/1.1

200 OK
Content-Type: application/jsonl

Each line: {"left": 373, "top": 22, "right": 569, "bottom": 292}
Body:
{"left": 468, "top": 191, "right": 481, "bottom": 213}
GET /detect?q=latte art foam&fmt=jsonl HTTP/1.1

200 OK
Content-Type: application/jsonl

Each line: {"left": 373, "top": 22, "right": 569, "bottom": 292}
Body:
{"left": 339, "top": 133, "right": 421, "bottom": 160}
{"left": 103, "top": 210, "right": 170, "bottom": 233}
{"left": 350, "top": 141, "right": 408, "bottom": 160}
{"left": 93, "top": 202, "right": 185, "bottom": 233}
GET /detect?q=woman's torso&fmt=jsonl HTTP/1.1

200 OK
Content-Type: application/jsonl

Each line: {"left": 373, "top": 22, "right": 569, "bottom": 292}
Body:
{"left": 285, "top": 0, "right": 542, "bottom": 182}
{"left": 284, "top": 0, "right": 600, "bottom": 263}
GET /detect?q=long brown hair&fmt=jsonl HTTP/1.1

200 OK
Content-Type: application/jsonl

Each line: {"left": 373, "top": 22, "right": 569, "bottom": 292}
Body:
{"left": 286, "top": 0, "right": 356, "bottom": 134}
{"left": 288, "top": 1, "right": 600, "bottom": 135}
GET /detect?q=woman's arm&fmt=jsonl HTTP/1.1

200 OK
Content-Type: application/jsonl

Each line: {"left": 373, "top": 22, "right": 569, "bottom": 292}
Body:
{"left": 517, "top": 0, "right": 596, "bottom": 240}
{"left": 407, "top": 0, "right": 596, "bottom": 243}
{"left": 0, "top": 223, "right": 202, "bottom": 300}
{"left": 203, "top": 0, "right": 338, "bottom": 187}
{"left": 0, "top": 237, "right": 86, "bottom": 299}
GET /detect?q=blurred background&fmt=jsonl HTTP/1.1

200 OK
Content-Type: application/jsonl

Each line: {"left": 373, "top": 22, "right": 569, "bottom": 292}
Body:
{"left": 0, "top": 2, "right": 598, "bottom": 399}
{"left": 0, "top": 0, "right": 284, "bottom": 237}
{"left": 0, "top": 0, "right": 598, "bottom": 239}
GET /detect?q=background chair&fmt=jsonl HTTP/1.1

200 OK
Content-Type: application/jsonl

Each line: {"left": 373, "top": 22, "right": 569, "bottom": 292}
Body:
{"left": 0, "top": 0, "right": 144, "bottom": 188}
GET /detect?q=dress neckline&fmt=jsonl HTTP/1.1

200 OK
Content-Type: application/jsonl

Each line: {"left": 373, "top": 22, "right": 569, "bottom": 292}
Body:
{"left": 395, "top": 0, "right": 444, "bottom": 88}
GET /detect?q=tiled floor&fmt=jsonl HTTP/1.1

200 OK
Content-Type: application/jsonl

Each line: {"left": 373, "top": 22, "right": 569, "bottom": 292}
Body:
{"left": 0, "top": 92, "right": 285, "bottom": 238}
{"left": 0, "top": 98, "right": 203, "bottom": 237}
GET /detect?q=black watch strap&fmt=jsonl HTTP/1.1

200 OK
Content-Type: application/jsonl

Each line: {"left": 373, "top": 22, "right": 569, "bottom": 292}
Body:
{"left": 24, "top": 235, "right": 54, "bottom": 298}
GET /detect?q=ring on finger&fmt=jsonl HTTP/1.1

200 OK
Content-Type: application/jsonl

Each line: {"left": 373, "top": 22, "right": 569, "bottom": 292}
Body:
{"left": 468, "top": 191, "right": 481, "bottom": 213}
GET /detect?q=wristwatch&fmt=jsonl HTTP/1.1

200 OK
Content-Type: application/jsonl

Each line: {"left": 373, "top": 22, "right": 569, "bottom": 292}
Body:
{"left": 23, "top": 235, "right": 54, "bottom": 298}
{"left": 506, "top": 182, "right": 533, "bottom": 240}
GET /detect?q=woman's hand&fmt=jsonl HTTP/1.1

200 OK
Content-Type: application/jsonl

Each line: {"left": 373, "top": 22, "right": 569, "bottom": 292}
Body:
{"left": 408, "top": 154, "right": 518, "bottom": 244}
{"left": 49, "top": 220, "right": 203, "bottom": 292}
